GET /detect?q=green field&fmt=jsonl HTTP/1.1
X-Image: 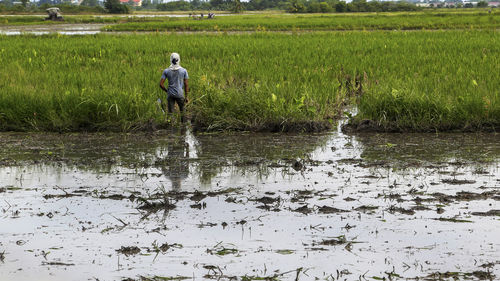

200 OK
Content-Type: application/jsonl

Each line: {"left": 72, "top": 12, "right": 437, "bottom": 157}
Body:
{"left": 1, "top": 10, "right": 499, "bottom": 30}
{"left": 101, "top": 11, "right": 500, "bottom": 32}
{"left": 1, "top": 29, "right": 498, "bottom": 132}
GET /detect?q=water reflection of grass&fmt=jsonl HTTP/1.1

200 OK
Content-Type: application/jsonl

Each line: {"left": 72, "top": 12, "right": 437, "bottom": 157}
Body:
{"left": 357, "top": 133, "right": 500, "bottom": 165}
{"left": 192, "top": 133, "right": 330, "bottom": 184}
{"left": 0, "top": 132, "right": 330, "bottom": 183}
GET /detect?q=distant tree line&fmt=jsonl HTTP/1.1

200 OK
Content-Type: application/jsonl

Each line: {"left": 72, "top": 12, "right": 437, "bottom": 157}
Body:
{"left": 288, "top": 0, "right": 421, "bottom": 13}
{"left": 0, "top": 0, "right": 494, "bottom": 14}
{"left": 0, "top": 0, "right": 128, "bottom": 14}
{"left": 144, "top": 0, "right": 422, "bottom": 13}
{"left": 104, "top": 0, "right": 129, "bottom": 13}
{"left": 0, "top": 1, "right": 106, "bottom": 13}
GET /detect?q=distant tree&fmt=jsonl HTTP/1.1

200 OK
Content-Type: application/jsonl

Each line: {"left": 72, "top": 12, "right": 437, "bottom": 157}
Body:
{"left": 308, "top": 1, "right": 320, "bottom": 12}
{"left": 464, "top": 2, "right": 473, "bottom": 8}
{"left": 157, "top": 0, "right": 192, "bottom": 10}
{"left": 191, "top": 0, "right": 201, "bottom": 9}
{"left": 285, "top": 0, "right": 418, "bottom": 14}
{"left": 286, "top": 0, "right": 306, "bottom": 13}
{"left": 319, "top": 2, "right": 332, "bottom": 12}
{"left": 231, "top": 0, "right": 243, "bottom": 13}
{"left": 20, "top": 0, "right": 28, "bottom": 7}
{"left": 81, "top": 0, "right": 99, "bottom": 6}
{"left": 477, "top": 0, "right": 488, "bottom": 7}
{"left": 335, "top": 1, "right": 347, "bottom": 12}
{"left": 200, "top": 1, "right": 211, "bottom": 9}
{"left": 209, "top": 0, "right": 234, "bottom": 10}
{"left": 247, "top": 0, "right": 261, "bottom": 10}
{"left": 104, "top": 0, "right": 130, "bottom": 13}
{"left": 368, "top": 1, "right": 382, "bottom": 12}
{"left": 349, "top": 0, "right": 367, "bottom": 12}
{"left": 394, "top": 1, "right": 417, "bottom": 11}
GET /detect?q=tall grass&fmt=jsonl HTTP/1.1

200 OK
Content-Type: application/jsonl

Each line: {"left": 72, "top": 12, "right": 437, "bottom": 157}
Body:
{"left": 0, "top": 31, "right": 498, "bottom": 132}
{"left": 355, "top": 30, "right": 500, "bottom": 131}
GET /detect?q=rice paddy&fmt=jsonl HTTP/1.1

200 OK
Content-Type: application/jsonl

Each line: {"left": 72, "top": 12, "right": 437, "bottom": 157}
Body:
{"left": 1, "top": 30, "right": 498, "bottom": 131}
{"left": 1, "top": 10, "right": 500, "bottom": 281}
{"left": 0, "top": 11, "right": 499, "bottom": 132}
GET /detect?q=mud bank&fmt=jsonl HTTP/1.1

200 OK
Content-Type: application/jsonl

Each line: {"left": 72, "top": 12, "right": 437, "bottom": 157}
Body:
{"left": 343, "top": 119, "right": 500, "bottom": 134}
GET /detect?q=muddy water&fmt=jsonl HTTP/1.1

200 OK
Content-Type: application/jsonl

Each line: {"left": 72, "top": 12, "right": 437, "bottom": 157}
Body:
{"left": 0, "top": 129, "right": 499, "bottom": 280}
{"left": 0, "top": 23, "right": 105, "bottom": 35}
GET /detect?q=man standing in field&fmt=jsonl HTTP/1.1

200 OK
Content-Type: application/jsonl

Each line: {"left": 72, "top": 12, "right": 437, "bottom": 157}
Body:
{"left": 160, "top": 52, "right": 189, "bottom": 123}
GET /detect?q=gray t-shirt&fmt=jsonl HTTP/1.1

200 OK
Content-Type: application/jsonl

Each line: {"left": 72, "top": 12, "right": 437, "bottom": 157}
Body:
{"left": 161, "top": 67, "right": 189, "bottom": 99}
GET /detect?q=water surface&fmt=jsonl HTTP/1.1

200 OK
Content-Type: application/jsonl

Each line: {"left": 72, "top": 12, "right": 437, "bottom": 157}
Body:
{"left": 0, "top": 129, "right": 498, "bottom": 280}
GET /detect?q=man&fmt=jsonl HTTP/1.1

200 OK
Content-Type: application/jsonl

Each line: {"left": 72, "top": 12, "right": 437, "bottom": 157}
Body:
{"left": 160, "top": 53, "right": 189, "bottom": 123}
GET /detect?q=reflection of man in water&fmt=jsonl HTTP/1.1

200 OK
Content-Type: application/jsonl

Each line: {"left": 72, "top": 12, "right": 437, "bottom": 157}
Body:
{"left": 159, "top": 52, "right": 189, "bottom": 123}
{"left": 162, "top": 130, "right": 190, "bottom": 190}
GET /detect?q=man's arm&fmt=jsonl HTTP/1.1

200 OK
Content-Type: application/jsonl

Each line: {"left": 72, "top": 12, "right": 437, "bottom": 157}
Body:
{"left": 184, "top": 78, "right": 189, "bottom": 102}
{"left": 159, "top": 78, "right": 167, "bottom": 93}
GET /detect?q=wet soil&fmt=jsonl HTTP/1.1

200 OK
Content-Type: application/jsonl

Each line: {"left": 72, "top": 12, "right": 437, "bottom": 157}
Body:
{"left": 0, "top": 129, "right": 499, "bottom": 280}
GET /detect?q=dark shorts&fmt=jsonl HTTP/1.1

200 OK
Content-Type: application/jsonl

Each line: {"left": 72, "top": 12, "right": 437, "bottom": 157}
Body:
{"left": 167, "top": 96, "right": 185, "bottom": 113}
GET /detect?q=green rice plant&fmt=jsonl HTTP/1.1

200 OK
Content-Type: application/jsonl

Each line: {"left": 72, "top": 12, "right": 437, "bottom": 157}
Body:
{"left": 354, "top": 30, "right": 500, "bottom": 131}
{"left": 0, "top": 33, "right": 344, "bottom": 131}
{"left": 0, "top": 30, "right": 498, "bottom": 132}
{"left": 0, "top": 15, "right": 140, "bottom": 26}
{"left": 102, "top": 11, "right": 500, "bottom": 32}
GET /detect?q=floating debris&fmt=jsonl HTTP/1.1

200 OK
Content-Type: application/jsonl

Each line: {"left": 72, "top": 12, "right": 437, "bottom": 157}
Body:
{"left": 206, "top": 242, "right": 239, "bottom": 256}
{"left": 441, "top": 179, "right": 476, "bottom": 185}
{"left": 317, "top": 205, "right": 349, "bottom": 214}
{"left": 293, "top": 205, "right": 313, "bottom": 214}
{"left": 116, "top": 246, "right": 141, "bottom": 256}
{"left": 433, "top": 217, "right": 473, "bottom": 223}
{"left": 355, "top": 205, "right": 379, "bottom": 212}
{"left": 41, "top": 261, "right": 75, "bottom": 266}
{"left": 471, "top": 210, "right": 500, "bottom": 217}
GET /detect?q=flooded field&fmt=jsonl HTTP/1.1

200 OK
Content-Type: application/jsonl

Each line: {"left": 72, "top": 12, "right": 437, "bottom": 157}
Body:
{"left": 0, "top": 128, "right": 499, "bottom": 280}
{"left": 0, "top": 23, "right": 105, "bottom": 35}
